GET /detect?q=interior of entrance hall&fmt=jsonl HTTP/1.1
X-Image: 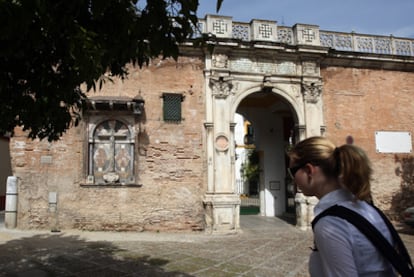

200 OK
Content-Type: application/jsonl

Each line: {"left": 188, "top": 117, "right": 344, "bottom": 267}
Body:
{"left": 235, "top": 90, "right": 296, "bottom": 218}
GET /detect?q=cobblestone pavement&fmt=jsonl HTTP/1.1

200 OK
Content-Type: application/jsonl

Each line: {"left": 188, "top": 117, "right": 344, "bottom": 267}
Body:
{"left": 0, "top": 215, "right": 413, "bottom": 277}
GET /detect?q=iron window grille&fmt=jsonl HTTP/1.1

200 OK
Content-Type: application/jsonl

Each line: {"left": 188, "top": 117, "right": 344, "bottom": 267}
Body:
{"left": 162, "top": 93, "right": 184, "bottom": 122}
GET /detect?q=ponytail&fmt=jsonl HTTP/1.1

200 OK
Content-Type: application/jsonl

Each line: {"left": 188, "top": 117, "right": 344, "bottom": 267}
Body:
{"left": 336, "top": 144, "right": 373, "bottom": 202}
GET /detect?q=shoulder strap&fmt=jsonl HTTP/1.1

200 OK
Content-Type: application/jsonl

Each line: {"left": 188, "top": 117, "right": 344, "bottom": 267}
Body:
{"left": 312, "top": 205, "right": 414, "bottom": 277}
{"left": 371, "top": 204, "right": 414, "bottom": 268}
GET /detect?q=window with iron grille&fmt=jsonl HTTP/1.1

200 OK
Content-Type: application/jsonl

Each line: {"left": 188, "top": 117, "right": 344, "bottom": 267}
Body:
{"left": 163, "top": 93, "right": 183, "bottom": 122}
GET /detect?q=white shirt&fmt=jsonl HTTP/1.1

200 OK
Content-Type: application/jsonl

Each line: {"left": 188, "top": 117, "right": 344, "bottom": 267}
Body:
{"left": 309, "top": 188, "right": 396, "bottom": 277}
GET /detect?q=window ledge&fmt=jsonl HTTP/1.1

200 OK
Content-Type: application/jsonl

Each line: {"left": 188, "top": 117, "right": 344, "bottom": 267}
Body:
{"left": 80, "top": 183, "right": 143, "bottom": 188}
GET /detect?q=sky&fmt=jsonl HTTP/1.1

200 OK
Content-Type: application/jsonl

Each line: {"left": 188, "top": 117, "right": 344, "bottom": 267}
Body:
{"left": 197, "top": 0, "right": 414, "bottom": 38}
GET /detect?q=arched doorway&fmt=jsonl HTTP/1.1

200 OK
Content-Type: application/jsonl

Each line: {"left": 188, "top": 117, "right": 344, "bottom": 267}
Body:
{"left": 235, "top": 89, "right": 297, "bottom": 219}
{"left": 203, "top": 50, "right": 325, "bottom": 233}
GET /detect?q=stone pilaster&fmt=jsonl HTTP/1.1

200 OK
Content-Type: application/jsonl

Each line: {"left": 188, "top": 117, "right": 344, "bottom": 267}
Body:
{"left": 203, "top": 75, "right": 241, "bottom": 234}
{"left": 301, "top": 80, "right": 324, "bottom": 137}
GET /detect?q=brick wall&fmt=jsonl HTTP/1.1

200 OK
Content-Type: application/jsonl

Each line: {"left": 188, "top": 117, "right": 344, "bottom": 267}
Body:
{"left": 10, "top": 56, "right": 207, "bottom": 231}
{"left": 10, "top": 55, "right": 414, "bottom": 230}
{"left": 322, "top": 66, "right": 414, "bottom": 218}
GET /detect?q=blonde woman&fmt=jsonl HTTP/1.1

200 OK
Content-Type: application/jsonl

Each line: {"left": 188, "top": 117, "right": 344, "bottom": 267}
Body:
{"left": 288, "top": 136, "right": 398, "bottom": 276}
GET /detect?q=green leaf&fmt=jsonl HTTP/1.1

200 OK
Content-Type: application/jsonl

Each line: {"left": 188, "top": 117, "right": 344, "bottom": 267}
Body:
{"left": 0, "top": 0, "right": 205, "bottom": 141}
{"left": 216, "top": 0, "right": 223, "bottom": 12}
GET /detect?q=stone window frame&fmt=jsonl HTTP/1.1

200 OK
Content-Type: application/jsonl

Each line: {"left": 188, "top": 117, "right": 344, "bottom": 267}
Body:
{"left": 88, "top": 117, "right": 135, "bottom": 184}
{"left": 84, "top": 115, "right": 139, "bottom": 186}
{"left": 82, "top": 96, "right": 144, "bottom": 187}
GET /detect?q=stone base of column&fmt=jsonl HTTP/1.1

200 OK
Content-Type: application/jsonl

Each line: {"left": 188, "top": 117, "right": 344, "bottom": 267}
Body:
{"left": 203, "top": 193, "right": 241, "bottom": 234}
{"left": 295, "top": 192, "right": 319, "bottom": 230}
{"left": 295, "top": 192, "right": 308, "bottom": 230}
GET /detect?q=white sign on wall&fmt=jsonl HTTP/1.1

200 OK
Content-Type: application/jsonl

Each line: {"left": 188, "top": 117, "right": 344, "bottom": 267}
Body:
{"left": 375, "top": 131, "right": 412, "bottom": 153}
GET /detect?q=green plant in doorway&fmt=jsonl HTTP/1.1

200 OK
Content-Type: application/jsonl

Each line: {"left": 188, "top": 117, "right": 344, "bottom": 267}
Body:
{"left": 242, "top": 149, "right": 261, "bottom": 195}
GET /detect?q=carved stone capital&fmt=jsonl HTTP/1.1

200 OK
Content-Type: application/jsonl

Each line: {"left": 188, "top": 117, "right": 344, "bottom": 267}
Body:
{"left": 209, "top": 76, "right": 234, "bottom": 99}
{"left": 302, "top": 81, "right": 323, "bottom": 103}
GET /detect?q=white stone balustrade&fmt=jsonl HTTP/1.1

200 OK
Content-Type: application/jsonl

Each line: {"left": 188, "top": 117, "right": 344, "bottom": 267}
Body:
{"left": 198, "top": 15, "right": 414, "bottom": 56}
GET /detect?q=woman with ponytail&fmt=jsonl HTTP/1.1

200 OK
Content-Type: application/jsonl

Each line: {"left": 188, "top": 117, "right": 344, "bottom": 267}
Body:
{"left": 288, "top": 136, "right": 398, "bottom": 276}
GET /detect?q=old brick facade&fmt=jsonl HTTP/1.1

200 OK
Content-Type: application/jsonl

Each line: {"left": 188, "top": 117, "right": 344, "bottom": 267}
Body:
{"left": 10, "top": 56, "right": 207, "bottom": 231}
{"left": 5, "top": 15, "right": 414, "bottom": 232}
{"left": 322, "top": 67, "right": 414, "bottom": 217}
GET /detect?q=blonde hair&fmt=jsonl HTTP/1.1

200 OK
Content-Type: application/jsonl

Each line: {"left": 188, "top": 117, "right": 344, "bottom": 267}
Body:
{"left": 288, "top": 136, "right": 372, "bottom": 201}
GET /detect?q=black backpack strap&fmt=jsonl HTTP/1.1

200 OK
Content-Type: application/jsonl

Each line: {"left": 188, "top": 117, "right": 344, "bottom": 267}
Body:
{"left": 311, "top": 205, "right": 414, "bottom": 277}
{"left": 371, "top": 204, "right": 414, "bottom": 269}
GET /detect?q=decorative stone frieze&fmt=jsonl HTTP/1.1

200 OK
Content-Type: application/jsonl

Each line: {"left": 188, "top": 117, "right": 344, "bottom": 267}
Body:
{"left": 229, "top": 58, "right": 297, "bottom": 75}
{"left": 212, "top": 54, "right": 229, "bottom": 69}
{"left": 209, "top": 76, "right": 234, "bottom": 98}
{"left": 302, "top": 61, "right": 319, "bottom": 76}
{"left": 302, "top": 81, "right": 323, "bottom": 103}
{"left": 230, "top": 58, "right": 254, "bottom": 72}
{"left": 277, "top": 61, "right": 296, "bottom": 75}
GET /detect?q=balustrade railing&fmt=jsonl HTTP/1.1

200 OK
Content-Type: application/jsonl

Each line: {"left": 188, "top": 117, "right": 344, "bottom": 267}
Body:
{"left": 319, "top": 31, "right": 413, "bottom": 56}
{"left": 197, "top": 15, "right": 414, "bottom": 57}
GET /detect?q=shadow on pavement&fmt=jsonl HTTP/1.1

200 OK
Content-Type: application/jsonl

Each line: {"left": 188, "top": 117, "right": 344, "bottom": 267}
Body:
{"left": 276, "top": 214, "right": 296, "bottom": 226}
{"left": 0, "top": 233, "right": 192, "bottom": 276}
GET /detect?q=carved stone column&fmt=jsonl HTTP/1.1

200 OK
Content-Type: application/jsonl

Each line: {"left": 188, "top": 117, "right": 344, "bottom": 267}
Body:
{"left": 297, "top": 79, "right": 324, "bottom": 228}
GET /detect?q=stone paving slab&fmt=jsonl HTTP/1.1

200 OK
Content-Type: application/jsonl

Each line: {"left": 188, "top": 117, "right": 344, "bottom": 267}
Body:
{"left": 0, "top": 215, "right": 413, "bottom": 277}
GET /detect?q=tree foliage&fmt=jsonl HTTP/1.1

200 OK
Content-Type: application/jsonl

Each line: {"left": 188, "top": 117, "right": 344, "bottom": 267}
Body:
{"left": 0, "top": 0, "right": 205, "bottom": 141}
{"left": 242, "top": 149, "right": 261, "bottom": 182}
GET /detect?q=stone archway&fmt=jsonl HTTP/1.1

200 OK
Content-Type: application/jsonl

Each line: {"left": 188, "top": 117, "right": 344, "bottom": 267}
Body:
{"left": 203, "top": 50, "right": 326, "bottom": 233}
{"left": 235, "top": 89, "right": 298, "bottom": 219}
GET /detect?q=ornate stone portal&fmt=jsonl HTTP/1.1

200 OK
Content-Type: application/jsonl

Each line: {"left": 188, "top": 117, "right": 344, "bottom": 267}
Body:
{"left": 202, "top": 15, "right": 327, "bottom": 233}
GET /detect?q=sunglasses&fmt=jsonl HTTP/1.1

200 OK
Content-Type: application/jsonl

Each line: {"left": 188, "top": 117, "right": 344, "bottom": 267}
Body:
{"left": 287, "top": 163, "right": 307, "bottom": 179}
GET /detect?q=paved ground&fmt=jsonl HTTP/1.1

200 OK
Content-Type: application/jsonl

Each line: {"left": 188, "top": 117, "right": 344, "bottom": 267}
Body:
{"left": 0, "top": 213, "right": 414, "bottom": 277}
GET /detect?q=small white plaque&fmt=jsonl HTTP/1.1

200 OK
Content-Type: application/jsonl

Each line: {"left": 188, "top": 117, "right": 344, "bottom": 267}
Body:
{"left": 375, "top": 131, "right": 412, "bottom": 153}
{"left": 48, "top": 192, "right": 57, "bottom": 204}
